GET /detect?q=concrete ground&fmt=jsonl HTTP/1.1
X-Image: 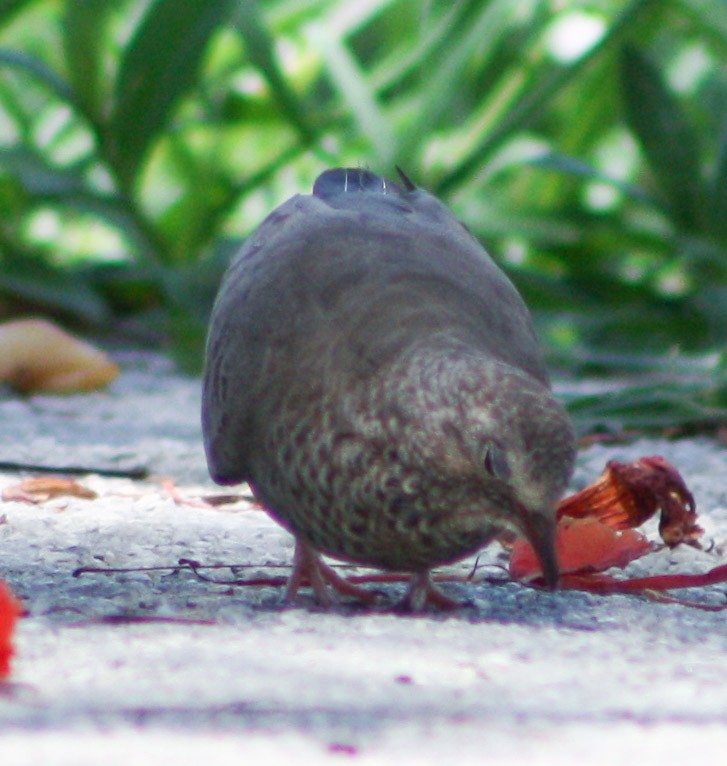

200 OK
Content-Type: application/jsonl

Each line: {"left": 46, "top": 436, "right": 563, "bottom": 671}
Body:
{"left": 1, "top": 351, "right": 726, "bottom": 765}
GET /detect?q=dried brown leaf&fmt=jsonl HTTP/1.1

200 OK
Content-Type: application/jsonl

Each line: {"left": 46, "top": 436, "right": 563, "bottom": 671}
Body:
{"left": 2, "top": 477, "right": 97, "bottom": 504}
{"left": 0, "top": 318, "right": 118, "bottom": 394}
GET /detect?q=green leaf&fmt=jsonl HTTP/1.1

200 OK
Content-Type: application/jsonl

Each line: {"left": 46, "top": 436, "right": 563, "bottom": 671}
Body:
{"left": 0, "top": 147, "right": 160, "bottom": 260}
{"left": 564, "top": 381, "right": 727, "bottom": 435}
{"left": 0, "top": 146, "right": 88, "bottom": 195}
{"left": 694, "top": 285, "right": 727, "bottom": 341}
{"left": 677, "top": 0, "right": 727, "bottom": 54}
{"left": 234, "top": 2, "right": 315, "bottom": 144}
{"left": 0, "top": 48, "right": 79, "bottom": 108}
{"left": 709, "top": 124, "right": 727, "bottom": 239}
{"left": 308, "top": 23, "right": 395, "bottom": 164}
{"left": 0, "top": 259, "right": 111, "bottom": 324}
{"left": 557, "top": 350, "right": 727, "bottom": 433}
{"left": 62, "top": 0, "right": 116, "bottom": 120}
{"left": 395, "top": 0, "right": 523, "bottom": 165}
{"left": 529, "top": 153, "right": 652, "bottom": 205}
{"left": 436, "top": 0, "right": 653, "bottom": 195}
{"left": 107, "top": 0, "right": 234, "bottom": 188}
{"left": 0, "top": 0, "right": 34, "bottom": 27}
{"left": 620, "top": 46, "right": 704, "bottom": 230}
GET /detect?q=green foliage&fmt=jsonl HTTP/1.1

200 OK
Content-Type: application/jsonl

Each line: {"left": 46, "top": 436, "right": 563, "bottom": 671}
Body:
{"left": 560, "top": 349, "right": 727, "bottom": 436}
{"left": 1, "top": 0, "right": 727, "bottom": 433}
{"left": 108, "top": 1, "right": 236, "bottom": 187}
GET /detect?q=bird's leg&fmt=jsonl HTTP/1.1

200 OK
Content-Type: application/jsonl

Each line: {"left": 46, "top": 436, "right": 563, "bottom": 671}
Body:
{"left": 284, "top": 538, "right": 378, "bottom": 606}
{"left": 285, "top": 538, "right": 331, "bottom": 605}
{"left": 398, "top": 571, "right": 463, "bottom": 611}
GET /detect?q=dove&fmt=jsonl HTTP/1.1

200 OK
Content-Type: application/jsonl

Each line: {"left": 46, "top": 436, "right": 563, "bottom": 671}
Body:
{"left": 202, "top": 167, "right": 576, "bottom": 609}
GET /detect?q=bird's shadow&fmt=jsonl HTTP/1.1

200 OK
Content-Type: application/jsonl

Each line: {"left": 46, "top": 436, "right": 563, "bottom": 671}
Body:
{"left": 247, "top": 578, "right": 609, "bottom": 632}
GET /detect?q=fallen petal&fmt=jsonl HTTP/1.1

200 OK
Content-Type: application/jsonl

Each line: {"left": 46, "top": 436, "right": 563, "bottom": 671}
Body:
{"left": 509, "top": 516, "right": 653, "bottom": 583}
{"left": 0, "top": 581, "right": 23, "bottom": 679}
{"left": 557, "top": 456, "right": 701, "bottom": 547}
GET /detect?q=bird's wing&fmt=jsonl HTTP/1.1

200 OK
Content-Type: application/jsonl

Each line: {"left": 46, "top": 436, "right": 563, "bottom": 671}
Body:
{"left": 202, "top": 169, "right": 548, "bottom": 483}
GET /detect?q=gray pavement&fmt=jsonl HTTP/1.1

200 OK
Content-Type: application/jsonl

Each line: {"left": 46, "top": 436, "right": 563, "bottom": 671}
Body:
{"left": 1, "top": 351, "right": 727, "bottom": 765}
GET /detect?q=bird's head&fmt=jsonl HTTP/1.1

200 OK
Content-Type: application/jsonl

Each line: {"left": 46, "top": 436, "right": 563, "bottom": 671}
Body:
{"left": 398, "top": 351, "right": 577, "bottom": 587}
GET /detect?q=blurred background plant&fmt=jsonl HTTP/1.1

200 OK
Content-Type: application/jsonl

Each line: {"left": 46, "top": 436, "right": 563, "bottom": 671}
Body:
{"left": 2, "top": 0, "right": 727, "bottom": 434}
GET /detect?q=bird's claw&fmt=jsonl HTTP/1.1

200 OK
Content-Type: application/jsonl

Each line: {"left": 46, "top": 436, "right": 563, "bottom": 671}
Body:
{"left": 396, "top": 571, "right": 468, "bottom": 612}
{"left": 285, "top": 539, "right": 378, "bottom": 606}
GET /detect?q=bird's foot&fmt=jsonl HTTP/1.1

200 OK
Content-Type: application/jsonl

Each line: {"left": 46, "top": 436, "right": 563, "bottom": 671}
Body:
{"left": 285, "top": 539, "right": 378, "bottom": 606}
{"left": 397, "top": 571, "right": 466, "bottom": 612}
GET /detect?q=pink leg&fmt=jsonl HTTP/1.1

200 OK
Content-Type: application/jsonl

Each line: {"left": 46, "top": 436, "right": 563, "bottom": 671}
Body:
{"left": 399, "top": 571, "right": 463, "bottom": 611}
{"left": 284, "top": 538, "right": 378, "bottom": 606}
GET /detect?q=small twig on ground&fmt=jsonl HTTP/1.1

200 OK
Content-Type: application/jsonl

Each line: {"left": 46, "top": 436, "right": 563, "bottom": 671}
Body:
{"left": 0, "top": 460, "right": 148, "bottom": 479}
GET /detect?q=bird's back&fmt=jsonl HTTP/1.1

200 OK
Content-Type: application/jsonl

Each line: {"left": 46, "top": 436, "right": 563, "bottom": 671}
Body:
{"left": 202, "top": 168, "right": 548, "bottom": 484}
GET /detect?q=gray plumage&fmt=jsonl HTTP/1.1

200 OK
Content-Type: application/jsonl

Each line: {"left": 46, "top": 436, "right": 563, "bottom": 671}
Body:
{"left": 202, "top": 168, "right": 576, "bottom": 605}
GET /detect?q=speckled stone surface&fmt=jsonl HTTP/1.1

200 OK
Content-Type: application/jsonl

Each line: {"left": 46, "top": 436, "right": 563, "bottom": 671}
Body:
{"left": 1, "top": 352, "right": 726, "bottom": 765}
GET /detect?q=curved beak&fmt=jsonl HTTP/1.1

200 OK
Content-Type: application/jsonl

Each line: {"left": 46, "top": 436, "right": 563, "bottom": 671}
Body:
{"left": 521, "top": 509, "right": 560, "bottom": 590}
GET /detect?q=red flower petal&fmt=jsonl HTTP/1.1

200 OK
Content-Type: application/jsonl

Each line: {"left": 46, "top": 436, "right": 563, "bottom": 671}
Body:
{"left": 509, "top": 516, "right": 653, "bottom": 583}
{"left": 0, "top": 581, "right": 23, "bottom": 680}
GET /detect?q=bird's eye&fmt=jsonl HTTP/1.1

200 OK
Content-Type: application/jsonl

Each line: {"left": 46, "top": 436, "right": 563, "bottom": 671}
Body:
{"left": 483, "top": 440, "right": 511, "bottom": 481}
